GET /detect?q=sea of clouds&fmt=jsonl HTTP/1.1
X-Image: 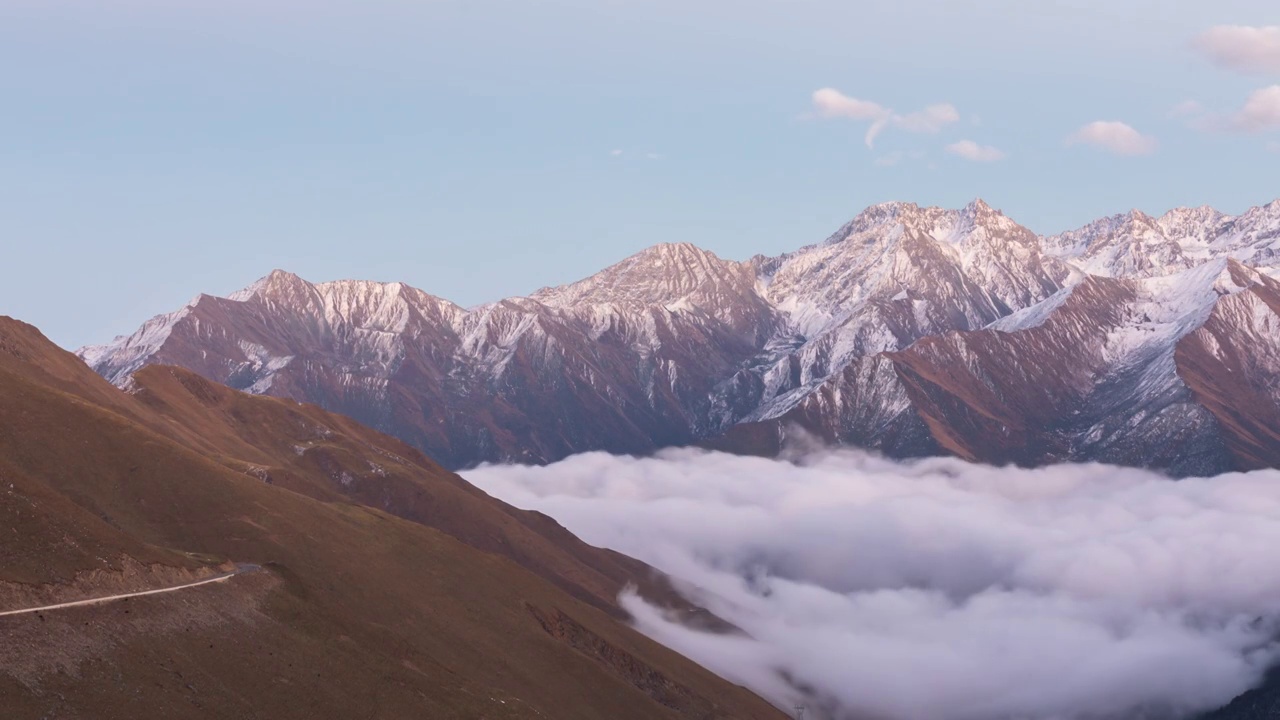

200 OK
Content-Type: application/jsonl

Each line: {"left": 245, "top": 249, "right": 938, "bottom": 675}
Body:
{"left": 465, "top": 447, "right": 1280, "bottom": 720}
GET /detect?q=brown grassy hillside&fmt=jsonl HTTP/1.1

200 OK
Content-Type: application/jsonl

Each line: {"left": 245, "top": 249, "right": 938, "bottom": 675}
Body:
{"left": 0, "top": 316, "right": 784, "bottom": 720}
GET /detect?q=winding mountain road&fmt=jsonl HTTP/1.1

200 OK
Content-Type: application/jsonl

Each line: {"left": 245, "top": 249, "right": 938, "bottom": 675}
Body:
{"left": 0, "top": 564, "right": 258, "bottom": 618}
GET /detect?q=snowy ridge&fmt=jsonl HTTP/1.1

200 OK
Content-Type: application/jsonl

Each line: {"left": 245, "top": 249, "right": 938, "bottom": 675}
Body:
{"left": 79, "top": 301, "right": 199, "bottom": 387}
{"left": 1044, "top": 200, "right": 1280, "bottom": 279}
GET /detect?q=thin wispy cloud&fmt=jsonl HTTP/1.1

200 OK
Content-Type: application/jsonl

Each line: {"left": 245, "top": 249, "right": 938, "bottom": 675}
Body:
{"left": 468, "top": 447, "right": 1280, "bottom": 720}
{"left": 1169, "top": 99, "right": 1204, "bottom": 118}
{"left": 946, "top": 140, "right": 1006, "bottom": 162}
{"left": 811, "top": 88, "right": 959, "bottom": 148}
{"left": 811, "top": 88, "right": 890, "bottom": 122}
{"left": 1068, "top": 121, "right": 1158, "bottom": 156}
{"left": 875, "top": 150, "right": 929, "bottom": 168}
{"left": 874, "top": 152, "right": 904, "bottom": 167}
{"left": 1230, "top": 85, "right": 1280, "bottom": 132}
{"left": 608, "top": 149, "right": 666, "bottom": 160}
{"left": 1183, "top": 86, "right": 1280, "bottom": 134}
{"left": 1194, "top": 25, "right": 1280, "bottom": 76}
{"left": 894, "top": 103, "right": 962, "bottom": 135}
{"left": 811, "top": 88, "right": 891, "bottom": 148}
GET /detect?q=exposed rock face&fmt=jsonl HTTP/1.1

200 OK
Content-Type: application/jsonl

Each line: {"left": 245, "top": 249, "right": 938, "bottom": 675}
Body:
{"left": 1175, "top": 271, "right": 1280, "bottom": 471}
{"left": 81, "top": 198, "right": 1280, "bottom": 474}
{"left": 885, "top": 262, "right": 1262, "bottom": 476}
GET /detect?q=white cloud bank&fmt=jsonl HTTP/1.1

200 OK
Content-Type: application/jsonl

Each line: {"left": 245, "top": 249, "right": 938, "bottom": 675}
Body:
{"left": 946, "top": 139, "right": 1006, "bottom": 162}
{"left": 1195, "top": 26, "right": 1280, "bottom": 76}
{"left": 812, "top": 88, "right": 959, "bottom": 148}
{"left": 1068, "top": 121, "right": 1158, "bottom": 156}
{"left": 467, "top": 448, "right": 1280, "bottom": 720}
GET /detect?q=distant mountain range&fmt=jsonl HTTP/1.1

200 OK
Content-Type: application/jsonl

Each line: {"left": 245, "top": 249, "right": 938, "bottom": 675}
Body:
{"left": 81, "top": 198, "right": 1280, "bottom": 474}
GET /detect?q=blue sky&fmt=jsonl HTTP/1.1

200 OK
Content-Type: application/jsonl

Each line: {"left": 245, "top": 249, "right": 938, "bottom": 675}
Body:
{"left": 2, "top": 0, "right": 1278, "bottom": 348}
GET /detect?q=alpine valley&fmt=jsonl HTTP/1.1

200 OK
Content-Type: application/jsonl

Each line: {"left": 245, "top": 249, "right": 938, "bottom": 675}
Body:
{"left": 82, "top": 198, "right": 1280, "bottom": 475}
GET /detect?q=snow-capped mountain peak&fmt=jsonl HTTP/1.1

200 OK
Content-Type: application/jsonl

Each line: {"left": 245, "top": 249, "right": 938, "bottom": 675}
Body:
{"left": 531, "top": 242, "right": 757, "bottom": 311}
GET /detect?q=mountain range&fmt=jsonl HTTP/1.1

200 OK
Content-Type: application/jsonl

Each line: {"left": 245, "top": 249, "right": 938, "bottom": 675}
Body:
{"left": 81, "top": 198, "right": 1280, "bottom": 475}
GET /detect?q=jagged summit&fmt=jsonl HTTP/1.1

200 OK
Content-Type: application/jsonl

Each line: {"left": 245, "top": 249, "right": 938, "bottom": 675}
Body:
{"left": 827, "top": 198, "right": 1024, "bottom": 251}
{"left": 228, "top": 268, "right": 303, "bottom": 300}
{"left": 960, "top": 197, "right": 1003, "bottom": 221}
{"left": 227, "top": 269, "right": 322, "bottom": 310}
{"left": 1158, "top": 205, "right": 1223, "bottom": 228}
{"left": 531, "top": 242, "right": 754, "bottom": 310}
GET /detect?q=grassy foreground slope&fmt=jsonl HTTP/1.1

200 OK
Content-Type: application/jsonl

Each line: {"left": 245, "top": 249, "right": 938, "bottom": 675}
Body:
{"left": 0, "top": 316, "right": 783, "bottom": 720}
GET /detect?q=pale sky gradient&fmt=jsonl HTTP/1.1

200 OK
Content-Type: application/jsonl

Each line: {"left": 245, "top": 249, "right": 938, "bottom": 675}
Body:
{"left": 2, "top": 0, "right": 1278, "bottom": 348}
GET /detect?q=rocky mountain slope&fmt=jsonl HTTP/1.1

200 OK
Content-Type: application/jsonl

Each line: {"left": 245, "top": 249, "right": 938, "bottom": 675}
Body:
{"left": 1, "top": 315, "right": 784, "bottom": 720}
{"left": 81, "top": 198, "right": 1280, "bottom": 474}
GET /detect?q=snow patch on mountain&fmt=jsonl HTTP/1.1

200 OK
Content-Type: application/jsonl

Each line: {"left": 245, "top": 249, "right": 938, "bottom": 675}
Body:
{"left": 990, "top": 285, "right": 1077, "bottom": 332}
{"left": 236, "top": 340, "right": 295, "bottom": 393}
